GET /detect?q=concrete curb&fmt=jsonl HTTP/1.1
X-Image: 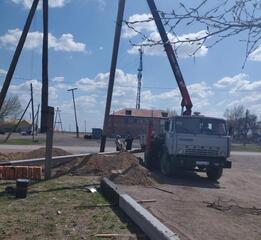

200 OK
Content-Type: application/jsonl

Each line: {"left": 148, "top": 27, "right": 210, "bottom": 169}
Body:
{"left": 0, "top": 149, "right": 143, "bottom": 166}
{"left": 1, "top": 153, "right": 92, "bottom": 166}
{"left": 100, "top": 177, "right": 123, "bottom": 205}
{"left": 100, "top": 177, "right": 180, "bottom": 240}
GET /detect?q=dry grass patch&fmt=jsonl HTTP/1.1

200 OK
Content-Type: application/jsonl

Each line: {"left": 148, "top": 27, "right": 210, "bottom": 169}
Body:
{"left": 0, "top": 175, "right": 142, "bottom": 240}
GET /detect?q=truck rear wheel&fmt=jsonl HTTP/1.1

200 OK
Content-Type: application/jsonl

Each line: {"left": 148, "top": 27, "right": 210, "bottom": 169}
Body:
{"left": 160, "top": 152, "right": 172, "bottom": 176}
{"left": 206, "top": 167, "right": 223, "bottom": 181}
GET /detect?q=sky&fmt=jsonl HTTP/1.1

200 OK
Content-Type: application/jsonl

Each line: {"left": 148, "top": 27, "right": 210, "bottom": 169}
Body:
{"left": 0, "top": 0, "right": 261, "bottom": 132}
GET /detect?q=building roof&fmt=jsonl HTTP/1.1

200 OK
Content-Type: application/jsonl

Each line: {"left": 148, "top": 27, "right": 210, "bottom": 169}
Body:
{"left": 0, "top": 119, "right": 31, "bottom": 128}
{"left": 111, "top": 108, "right": 169, "bottom": 118}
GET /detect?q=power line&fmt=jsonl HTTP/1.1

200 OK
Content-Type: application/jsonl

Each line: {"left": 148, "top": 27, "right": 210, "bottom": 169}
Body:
{"left": 1, "top": 76, "right": 260, "bottom": 92}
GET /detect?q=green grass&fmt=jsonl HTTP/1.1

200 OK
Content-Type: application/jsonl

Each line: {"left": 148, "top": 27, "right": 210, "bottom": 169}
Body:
{"left": 0, "top": 138, "right": 45, "bottom": 145}
{"left": 0, "top": 175, "right": 139, "bottom": 240}
{"left": 231, "top": 144, "right": 261, "bottom": 152}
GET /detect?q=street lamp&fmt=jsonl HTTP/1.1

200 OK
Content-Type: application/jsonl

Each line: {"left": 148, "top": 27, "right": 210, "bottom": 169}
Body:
{"left": 67, "top": 88, "right": 79, "bottom": 138}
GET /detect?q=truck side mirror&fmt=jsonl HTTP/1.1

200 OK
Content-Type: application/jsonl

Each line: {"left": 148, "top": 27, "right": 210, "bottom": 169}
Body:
{"left": 164, "top": 120, "right": 170, "bottom": 131}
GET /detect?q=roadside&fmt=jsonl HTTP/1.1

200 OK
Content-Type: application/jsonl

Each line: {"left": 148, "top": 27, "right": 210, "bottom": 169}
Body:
{"left": 0, "top": 148, "right": 260, "bottom": 240}
{"left": 231, "top": 143, "right": 261, "bottom": 152}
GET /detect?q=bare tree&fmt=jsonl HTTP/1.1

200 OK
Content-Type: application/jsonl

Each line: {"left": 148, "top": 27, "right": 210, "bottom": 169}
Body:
{"left": 224, "top": 105, "right": 244, "bottom": 138}
{"left": 0, "top": 95, "right": 22, "bottom": 120}
{"left": 224, "top": 105, "right": 257, "bottom": 143}
{"left": 125, "top": 0, "right": 261, "bottom": 65}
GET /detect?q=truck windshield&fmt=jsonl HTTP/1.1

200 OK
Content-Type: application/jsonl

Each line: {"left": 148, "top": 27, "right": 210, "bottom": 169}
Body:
{"left": 175, "top": 118, "right": 227, "bottom": 135}
{"left": 176, "top": 118, "right": 201, "bottom": 134}
{"left": 201, "top": 119, "right": 227, "bottom": 135}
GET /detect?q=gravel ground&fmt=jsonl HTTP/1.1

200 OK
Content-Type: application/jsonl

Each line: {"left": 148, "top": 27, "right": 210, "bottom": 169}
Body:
{"left": 120, "top": 153, "right": 261, "bottom": 240}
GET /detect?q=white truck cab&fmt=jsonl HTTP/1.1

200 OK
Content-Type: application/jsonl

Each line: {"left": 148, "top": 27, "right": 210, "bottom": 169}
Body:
{"left": 145, "top": 115, "right": 232, "bottom": 180}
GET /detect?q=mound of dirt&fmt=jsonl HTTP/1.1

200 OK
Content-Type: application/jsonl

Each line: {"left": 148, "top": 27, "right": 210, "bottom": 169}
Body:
{"left": 74, "top": 152, "right": 138, "bottom": 176}
{"left": 53, "top": 152, "right": 154, "bottom": 186}
{"left": 0, "top": 148, "right": 70, "bottom": 161}
{"left": 111, "top": 163, "right": 154, "bottom": 186}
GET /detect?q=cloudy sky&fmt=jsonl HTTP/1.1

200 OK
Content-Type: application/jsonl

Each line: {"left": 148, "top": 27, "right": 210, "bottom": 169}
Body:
{"left": 0, "top": 0, "right": 261, "bottom": 131}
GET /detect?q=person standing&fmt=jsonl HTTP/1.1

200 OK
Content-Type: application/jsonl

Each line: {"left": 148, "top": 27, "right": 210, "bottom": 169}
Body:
{"left": 124, "top": 135, "right": 133, "bottom": 150}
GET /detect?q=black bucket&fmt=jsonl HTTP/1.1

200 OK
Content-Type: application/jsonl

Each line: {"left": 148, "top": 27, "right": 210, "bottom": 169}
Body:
{"left": 16, "top": 179, "right": 29, "bottom": 198}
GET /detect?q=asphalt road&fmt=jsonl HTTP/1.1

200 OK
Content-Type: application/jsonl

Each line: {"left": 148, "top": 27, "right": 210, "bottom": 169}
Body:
{"left": 0, "top": 133, "right": 141, "bottom": 154}
{"left": 0, "top": 140, "right": 260, "bottom": 155}
{"left": 1, "top": 143, "right": 260, "bottom": 157}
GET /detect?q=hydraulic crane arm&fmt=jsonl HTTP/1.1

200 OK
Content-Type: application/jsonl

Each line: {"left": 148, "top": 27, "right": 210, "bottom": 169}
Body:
{"left": 147, "top": 0, "right": 193, "bottom": 115}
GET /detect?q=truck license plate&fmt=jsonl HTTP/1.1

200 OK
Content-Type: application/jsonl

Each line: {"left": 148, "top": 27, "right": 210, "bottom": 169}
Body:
{"left": 196, "top": 161, "right": 209, "bottom": 166}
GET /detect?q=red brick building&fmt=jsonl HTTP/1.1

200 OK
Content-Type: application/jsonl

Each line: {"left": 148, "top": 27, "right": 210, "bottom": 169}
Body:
{"left": 107, "top": 108, "right": 169, "bottom": 138}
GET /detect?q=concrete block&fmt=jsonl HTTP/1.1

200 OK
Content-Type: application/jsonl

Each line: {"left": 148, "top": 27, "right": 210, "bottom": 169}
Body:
{"left": 100, "top": 177, "right": 122, "bottom": 205}
{"left": 119, "top": 194, "right": 180, "bottom": 240}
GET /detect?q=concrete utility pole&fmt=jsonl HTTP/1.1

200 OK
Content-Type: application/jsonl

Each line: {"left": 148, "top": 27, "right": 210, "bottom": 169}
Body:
{"left": 0, "top": 0, "right": 39, "bottom": 111}
{"left": 30, "top": 83, "right": 35, "bottom": 141}
{"left": 40, "top": 0, "right": 49, "bottom": 133}
{"left": 100, "top": 0, "right": 126, "bottom": 152}
{"left": 45, "top": 106, "right": 54, "bottom": 180}
{"left": 136, "top": 47, "right": 143, "bottom": 109}
{"left": 68, "top": 88, "right": 79, "bottom": 138}
{"left": 34, "top": 104, "right": 40, "bottom": 136}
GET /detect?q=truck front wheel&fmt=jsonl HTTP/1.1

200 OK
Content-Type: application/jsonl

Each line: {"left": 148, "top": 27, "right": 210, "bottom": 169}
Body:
{"left": 144, "top": 151, "right": 154, "bottom": 170}
{"left": 206, "top": 167, "right": 223, "bottom": 181}
{"left": 160, "top": 152, "right": 172, "bottom": 176}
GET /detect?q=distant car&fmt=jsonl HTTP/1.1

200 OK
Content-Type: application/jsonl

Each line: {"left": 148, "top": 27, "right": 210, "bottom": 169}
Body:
{"left": 84, "top": 134, "right": 92, "bottom": 139}
{"left": 20, "top": 131, "right": 27, "bottom": 136}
